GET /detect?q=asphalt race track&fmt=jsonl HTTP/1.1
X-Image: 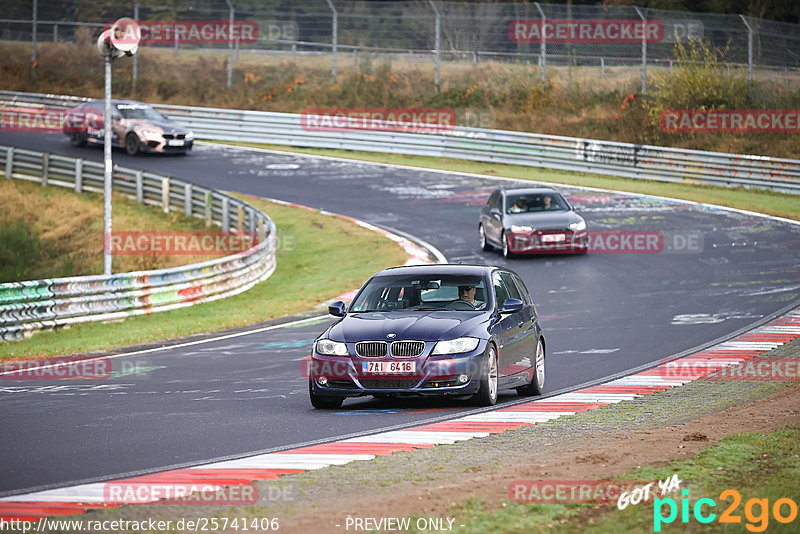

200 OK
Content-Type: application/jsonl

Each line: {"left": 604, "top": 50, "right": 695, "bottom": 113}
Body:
{"left": 1, "top": 132, "right": 799, "bottom": 496}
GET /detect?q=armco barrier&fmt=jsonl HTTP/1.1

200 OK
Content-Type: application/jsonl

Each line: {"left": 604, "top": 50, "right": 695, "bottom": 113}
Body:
{"left": 1, "top": 90, "right": 799, "bottom": 193}
{"left": 0, "top": 144, "right": 277, "bottom": 342}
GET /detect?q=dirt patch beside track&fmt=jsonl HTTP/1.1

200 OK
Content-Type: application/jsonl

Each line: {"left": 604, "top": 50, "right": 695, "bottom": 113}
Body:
{"left": 274, "top": 383, "right": 800, "bottom": 533}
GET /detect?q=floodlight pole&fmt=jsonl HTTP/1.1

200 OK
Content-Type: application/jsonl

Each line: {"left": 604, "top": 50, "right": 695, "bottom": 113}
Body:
{"left": 103, "top": 49, "right": 113, "bottom": 275}
{"left": 635, "top": 7, "right": 647, "bottom": 94}
{"left": 225, "top": 0, "right": 234, "bottom": 89}
{"left": 534, "top": 3, "right": 546, "bottom": 86}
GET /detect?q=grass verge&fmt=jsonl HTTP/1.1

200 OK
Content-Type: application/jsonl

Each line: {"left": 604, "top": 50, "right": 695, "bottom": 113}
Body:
{"left": 0, "top": 179, "right": 220, "bottom": 281}
{"left": 207, "top": 141, "right": 800, "bottom": 222}
{"left": 447, "top": 426, "right": 800, "bottom": 534}
{"left": 0, "top": 194, "right": 408, "bottom": 360}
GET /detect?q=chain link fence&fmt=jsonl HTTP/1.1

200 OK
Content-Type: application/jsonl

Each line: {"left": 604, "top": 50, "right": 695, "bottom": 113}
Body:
{"left": 2, "top": 1, "right": 799, "bottom": 92}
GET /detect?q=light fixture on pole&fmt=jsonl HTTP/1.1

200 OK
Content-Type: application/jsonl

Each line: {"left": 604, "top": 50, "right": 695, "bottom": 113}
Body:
{"left": 97, "top": 18, "right": 140, "bottom": 275}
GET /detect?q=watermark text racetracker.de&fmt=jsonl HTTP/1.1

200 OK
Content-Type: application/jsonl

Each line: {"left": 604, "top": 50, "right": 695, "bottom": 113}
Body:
{"left": 106, "top": 231, "right": 259, "bottom": 256}
{"left": 0, "top": 107, "right": 99, "bottom": 133}
{"left": 509, "top": 479, "right": 655, "bottom": 504}
{"left": 103, "top": 482, "right": 262, "bottom": 505}
{"left": 105, "top": 19, "right": 259, "bottom": 45}
{"left": 300, "top": 107, "right": 496, "bottom": 133}
{"left": 510, "top": 230, "right": 703, "bottom": 254}
{"left": 0, "top": 517, "right": 280, "bottom": 533}
{"left": 509, "top": 19, "right": 664, "bottom": 43}
{"left": 1, "top": 356, "right": 112, "bottom": 380}
{"left": 660, "top": 357, "right": 800, "bottom": 382}
{"left": 660, "top": 109, "right": 800, "bottom": 134}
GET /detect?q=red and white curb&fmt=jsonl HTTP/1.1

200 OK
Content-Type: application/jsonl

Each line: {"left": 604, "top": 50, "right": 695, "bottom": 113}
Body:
{"left": 2, "top": 309, "right": 798, "bottom": 521}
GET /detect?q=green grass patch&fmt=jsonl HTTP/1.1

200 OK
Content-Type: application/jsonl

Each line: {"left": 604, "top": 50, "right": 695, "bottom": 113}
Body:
{"left": 0, "top": 179, "right": 218, "bottom": 281}
{"left": 444, "top": 426, "right": 800, "bottom": 533}
{"left": 1, "top": 194, "right": 408, "bottom": 359}
{"left": 208, "top": 141, "right": 800, "bottom": 222}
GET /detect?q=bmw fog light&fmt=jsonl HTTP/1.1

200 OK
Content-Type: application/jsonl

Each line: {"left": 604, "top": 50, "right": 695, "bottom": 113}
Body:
{"left": 458, "top": 374, "right": 470, "bottom": 384}
{"left": 318, "top": 376, "right": 328, "bottom": 386}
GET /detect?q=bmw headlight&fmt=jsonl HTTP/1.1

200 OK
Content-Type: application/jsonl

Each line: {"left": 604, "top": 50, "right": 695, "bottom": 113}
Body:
{"left": 141, "top": 129, "right": 160, "bottom": 138}
{"left": 315, "top": 339, "right": 349, "bottom": 356}
{"left": 510, "top": 225, "right": 533, "bottom": 233}
{"left": 185, "top": 131, "right": 194, "bottom": 140}
{"left": 569, "top": 220, "right": 587, "bottom": 231}
{"left": 431, "top": 337, "right": 481, "bottom": 355}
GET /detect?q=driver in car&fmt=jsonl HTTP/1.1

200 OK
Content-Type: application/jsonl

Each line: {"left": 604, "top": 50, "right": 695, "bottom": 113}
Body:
{"left": 457, "top": 285, "right": 483, "bottom": 309}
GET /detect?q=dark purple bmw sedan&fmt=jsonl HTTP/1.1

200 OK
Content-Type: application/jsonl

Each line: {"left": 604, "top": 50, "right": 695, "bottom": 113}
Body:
{"left": 309, "top": 264, "right": 545, "bottom": 409}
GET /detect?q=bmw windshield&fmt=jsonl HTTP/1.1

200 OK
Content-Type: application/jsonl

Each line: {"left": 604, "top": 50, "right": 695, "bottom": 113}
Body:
{"left": 350, "top": 274, "right": 489, "bottom": 312}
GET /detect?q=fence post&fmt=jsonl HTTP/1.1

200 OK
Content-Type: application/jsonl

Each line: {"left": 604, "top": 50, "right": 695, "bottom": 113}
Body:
{"left": 161, "top": 177, "right": 170, "bottom": 213}
{"left": 135, "top": 170, "right": 143, "bottom": 203}
{"left": 204, "top": 191, "right": 213, "bottom": 227}
{"left": 41, "top": 153, "right": 49, "bottom": 187}
{"left": 31, "top": 0, "right": 37, "bottom": 65}
{"left": 428, "top": 0, "right": 440, "bottom": 92}
{"left": 325, "top": 0, "right": 338, "bottom": 83}
{"left": 5, "top": 147, "right": 13, "bottom": 179}
{"left": 534, "top": 3, "right": 546, "bottom": 86}
{"left": 74, "top": 159, "right": 83, "bottom": 193}
{"left": 222, "top": 197, "right": 230, "bottom": 232}
{"left": 184, "top": 183, "right": 193, "bottom": 217}
{"left": 132, "top": 0, "right": 139, "bottom": 95}
{"left": 53, "top": 24, "right": 58, "bottom": 43}
{"left": 740, "top": 15, "right": 754, "bottom": 101}
{"left": 634, "top": 7, "right": 647, "bottom": 93}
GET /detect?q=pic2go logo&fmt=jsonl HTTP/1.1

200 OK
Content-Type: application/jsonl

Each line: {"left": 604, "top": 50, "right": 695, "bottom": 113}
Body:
{"left": 654, "top": 489, "right": 798, "bottom": 532}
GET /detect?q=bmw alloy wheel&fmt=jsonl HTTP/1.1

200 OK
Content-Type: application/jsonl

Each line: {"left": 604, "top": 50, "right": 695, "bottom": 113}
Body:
{"left": 475, "top": 344, "right": 498, "bottom": 406}
{"left": 517, "top": 338, "right": 545, "bottom": 396}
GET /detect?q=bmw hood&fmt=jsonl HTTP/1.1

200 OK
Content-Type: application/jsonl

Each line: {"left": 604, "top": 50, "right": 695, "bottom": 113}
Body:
{"left": 327, "top": 311, "right": 491, "bottom": 342}
{"left": 130, "top": 119, "right": 190, "bottom": 133}
{"left": 506, "top": 211, "right": 583, "bottom": 230}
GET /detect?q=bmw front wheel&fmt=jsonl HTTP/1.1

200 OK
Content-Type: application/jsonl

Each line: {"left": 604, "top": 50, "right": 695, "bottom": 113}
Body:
{"left": 517, "top": 338, "right": 545, "bottom": 396}
{"left": 474, "top": 344, "right": 498, "bottom": 406}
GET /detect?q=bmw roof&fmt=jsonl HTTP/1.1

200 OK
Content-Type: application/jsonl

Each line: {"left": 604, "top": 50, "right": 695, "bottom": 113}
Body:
{"left": 371, "top": 263, "right": 514, "bottom": 278}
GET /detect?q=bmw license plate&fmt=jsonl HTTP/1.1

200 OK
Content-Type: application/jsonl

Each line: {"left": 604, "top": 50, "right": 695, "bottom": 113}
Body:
{"left": 362, "top": 361, "right": 415, "bottom": 374}
{"left": 541, "top": 233, "right": 566, "bottom": 243}
{"left": 167, "top": 139, "right": 185, "bottom": 146}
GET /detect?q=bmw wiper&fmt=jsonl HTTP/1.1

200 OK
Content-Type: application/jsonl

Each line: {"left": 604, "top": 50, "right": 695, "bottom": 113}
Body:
{"left": 408, "top": 306, "right": 447, "bottom": 311}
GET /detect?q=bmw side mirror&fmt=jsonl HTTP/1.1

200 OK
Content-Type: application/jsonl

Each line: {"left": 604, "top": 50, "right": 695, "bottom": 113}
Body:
{"left": 499, "top": 298, "right": 523, "bottom": 314}
{"left": 328, "top": 301, "right": 346, "bottom": 317}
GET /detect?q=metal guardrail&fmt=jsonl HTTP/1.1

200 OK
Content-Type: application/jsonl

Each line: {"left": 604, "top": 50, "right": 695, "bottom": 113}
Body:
{"left": 0, "top": 143, "right": 277, "bottom": 342}
{"left": 1, "top": 90, "right": 798, "bottom": 194}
